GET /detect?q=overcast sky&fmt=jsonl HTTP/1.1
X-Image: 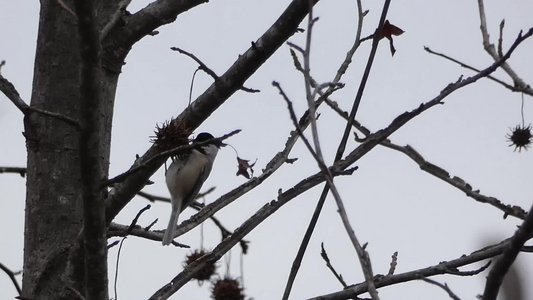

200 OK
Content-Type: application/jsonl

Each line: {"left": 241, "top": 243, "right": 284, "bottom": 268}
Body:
{"left": 1, "top": 1, "right": 533, "bottom": 299}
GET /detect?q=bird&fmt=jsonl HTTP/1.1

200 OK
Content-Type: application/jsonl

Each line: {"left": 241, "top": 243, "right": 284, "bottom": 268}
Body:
{"left": 162, "top": 132, "right": 220, "bottom": 245}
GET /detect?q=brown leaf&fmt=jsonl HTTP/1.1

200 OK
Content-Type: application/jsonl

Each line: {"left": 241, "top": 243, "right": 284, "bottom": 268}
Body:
{"left": 377, "top": 20, "right": 404, "bottom": 40}
{"left": 236, "top": 157, "right": 256, "bottom": 179}
{"left": 377, "top": 20, "right": 404, "bottom": 56}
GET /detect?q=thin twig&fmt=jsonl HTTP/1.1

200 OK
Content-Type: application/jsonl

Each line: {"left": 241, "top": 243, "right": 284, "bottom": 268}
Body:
{"left": 272, "top": 82, "right": 322, "bottom": 166}
{"left": 424, "top": 46, "right": 532, "bottom": 96}
{"left": 126, "top": 205, "right": 151, "bottom": 235}
{"left": 136, "top": 187, "right": 215, "bottom": 203}
{"left": 320, "top": 243, "right": 348, "bottom": 288}
{"left": 445, "top": 261, "right": 491, "bottom": 276}
{"left": 170, "top": 47, "right": 259, "bottom": 93}
{"left": 477, "top": 0, "right": 531, "bottom": 91}
{"left": 0, "top": 263, "right": 22, "bottom": 296}
{"left": 387, "top": 252, "right": 398, "bottom": 275}
{"left": 421, "top": 278, "right": 461, "bottom": 300}
{"left": 424, "top": 47, "right": 533, "bottom": 96}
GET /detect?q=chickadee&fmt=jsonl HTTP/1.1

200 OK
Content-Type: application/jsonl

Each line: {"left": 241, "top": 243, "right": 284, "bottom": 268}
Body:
{"left": 162, "top": 132, "right": 220, "bottom": 246}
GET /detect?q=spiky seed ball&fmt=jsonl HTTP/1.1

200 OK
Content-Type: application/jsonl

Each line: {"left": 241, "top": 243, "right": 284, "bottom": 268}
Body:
{"left": 507, "top": 124, "right": 532, "bottom": 152}
{"left": 151, "top": 119, "right": 191, "bottom": 151}
{"left": 211, "top": 277, "right": 245, "bottom": 300}
{"left": 184, "top": 249, "right": 217, "bottom": 282}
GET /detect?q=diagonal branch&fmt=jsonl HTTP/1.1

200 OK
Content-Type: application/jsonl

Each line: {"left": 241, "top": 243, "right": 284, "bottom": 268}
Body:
{"left": 0, "top": 74, "right": 28, "bottom": 113}
{"left": 424, "top": 46, "right": 533, "bottom": 96}
{"left": 379, "top": 141, "right": 528, "bottom": 219}
{"left": 308, "top": 237, "right": 526, "bottom": 300}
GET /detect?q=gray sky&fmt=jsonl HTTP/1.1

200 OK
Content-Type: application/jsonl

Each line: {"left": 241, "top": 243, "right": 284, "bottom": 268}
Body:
{"left": 1, "top": 1, "right": 532, "bottom": 299}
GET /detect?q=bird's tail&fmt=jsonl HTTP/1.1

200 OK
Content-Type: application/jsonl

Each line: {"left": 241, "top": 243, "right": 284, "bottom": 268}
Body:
{"left": 162, "top": 200, "right": 182, "bottom": 245}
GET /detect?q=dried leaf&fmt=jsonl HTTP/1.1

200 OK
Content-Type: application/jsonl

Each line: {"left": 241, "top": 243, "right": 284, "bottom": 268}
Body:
{"left": 236, "top": 157, "right": 256, "bottom": 179}
{"left": 377, "top": 20, "right": 405, "bottom": 56}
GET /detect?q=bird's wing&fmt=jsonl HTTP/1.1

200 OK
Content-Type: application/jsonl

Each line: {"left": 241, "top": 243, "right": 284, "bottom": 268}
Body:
{"left": 180, "top": 159, "right": 212, "bottom": 212}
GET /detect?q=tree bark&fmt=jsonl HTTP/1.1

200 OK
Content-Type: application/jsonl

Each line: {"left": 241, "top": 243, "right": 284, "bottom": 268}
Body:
{"left": 22, "top": 1, "right": 119, "bottom": 299}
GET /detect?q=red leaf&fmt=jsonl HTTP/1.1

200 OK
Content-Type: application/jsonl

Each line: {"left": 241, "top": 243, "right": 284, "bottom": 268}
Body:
{"left": 377, "top": 20, "right": 404, "bottom": 40}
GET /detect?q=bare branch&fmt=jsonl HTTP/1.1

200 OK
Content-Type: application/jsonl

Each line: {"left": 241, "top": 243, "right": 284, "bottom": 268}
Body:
{"left": 498, "top": 19, "right": 505, "bottom": 58}
{"left": 170, "top": 47, "right": 259, "bottom": 93}
{"left": 171, "top": 47, "right": 218, "bottom": 80}
{"left": 0, "top": 166, "right": 27, "bottom": 177}
{"left": 125, "top": 205, "right": 151, "bottom": 235}
{"left": 308, "top": 237, "right": 527, "bottom": 299}
{"left": 424, "top": 46, "right": 533, "bottom": 96}
{"left": 477, "top": 0, "right": 531, "bottom": 91}
{"left": 0, "top": 74, "right": 29, "bottom": 113}
{"left": 108, "top": 223, "right": 189, "bottom": 248}
{"left": 387, "top": 252, "right": 398, "bottom": 276}
{"left": 321, "top": 243, "right": 348, "bottom": 288}
{"left": 380, "top": 141, "right": 527, "bottom": 219}
{"left": 421, "top": 278, "right": 461, "bottom": 300}
{"left": 136, "top": 187, "right": 215, "bottom": 204}
{"left": 0, "top": 262, "right": 22, "bottom": 296}
{"left": 136, "top": 190, "right": 171, "bottom": 203}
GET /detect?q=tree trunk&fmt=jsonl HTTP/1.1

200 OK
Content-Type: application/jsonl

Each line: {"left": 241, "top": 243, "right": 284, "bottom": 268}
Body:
{"left": 22, "top": 1, "right": 119, "bottom": 298}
